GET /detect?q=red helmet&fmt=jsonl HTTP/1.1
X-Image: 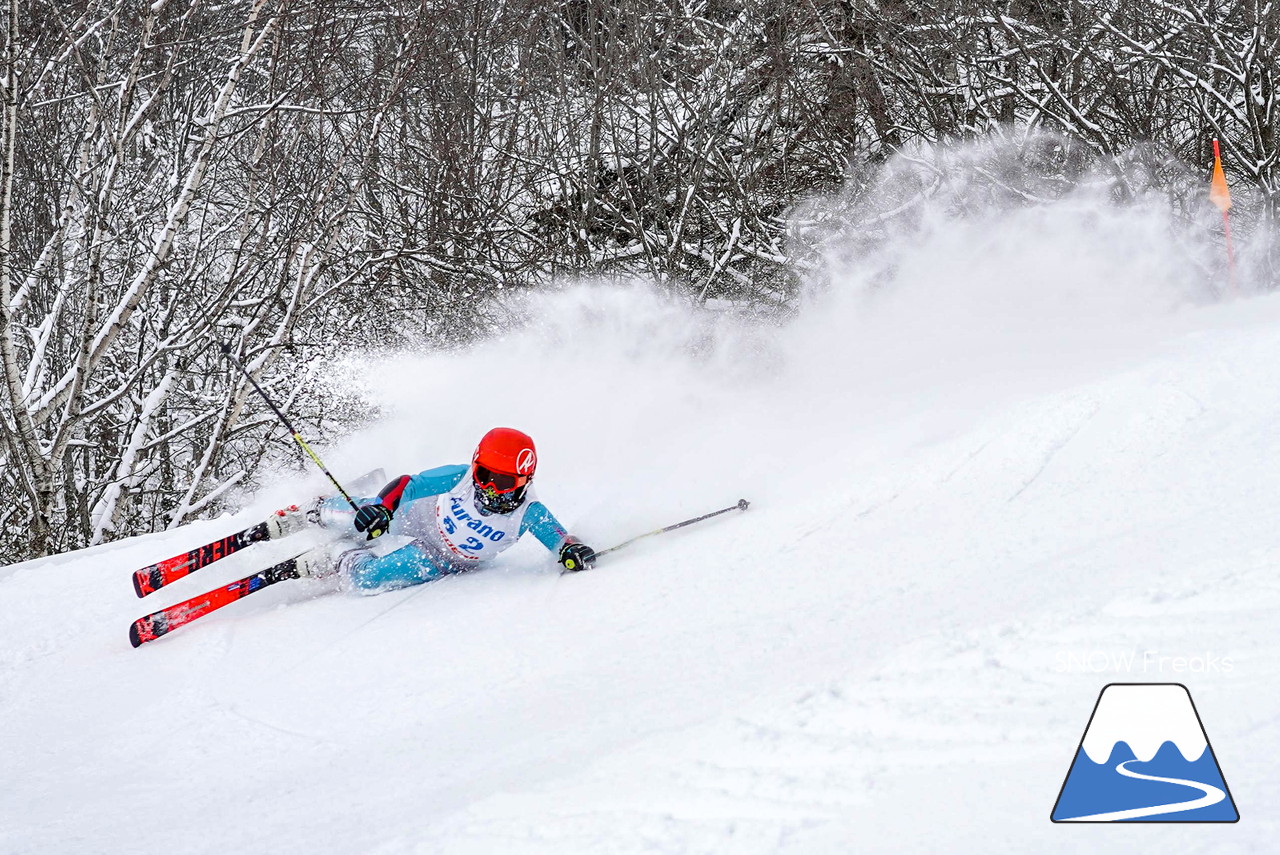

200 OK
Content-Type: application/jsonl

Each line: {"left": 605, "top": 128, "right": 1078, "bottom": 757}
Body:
{"left": 472, "top": 427, "right": 536, "bottom": 513}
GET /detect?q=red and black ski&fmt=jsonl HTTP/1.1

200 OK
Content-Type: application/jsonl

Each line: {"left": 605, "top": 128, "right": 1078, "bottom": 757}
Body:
{"left": 131, "top": 522, "right": 271, "bottom": 598}
{"left": 131, "top": 470, "right": 385, "bottom": 599}
{"left": 129, "top": 558, "right": 302, "bottom": 647}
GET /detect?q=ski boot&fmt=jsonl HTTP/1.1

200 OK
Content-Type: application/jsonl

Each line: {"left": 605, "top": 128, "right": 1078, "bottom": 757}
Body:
{"left": 292, "top": 541, "right": 361, "bottom": 579}
{"left": 265, "top": 502, "right": 320, "bottom": 539}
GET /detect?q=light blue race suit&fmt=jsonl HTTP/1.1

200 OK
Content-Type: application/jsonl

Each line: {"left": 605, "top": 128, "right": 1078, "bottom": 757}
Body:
{"left": 318, "top": 464, "right": 571, "bottom": 593}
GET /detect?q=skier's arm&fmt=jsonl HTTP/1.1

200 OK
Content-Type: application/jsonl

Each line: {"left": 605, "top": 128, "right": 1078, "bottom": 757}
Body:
{"left": 321, "top": 465, "right": 469, "bottom": 534}
{"left": 520, "top": 501, "right": 569, "bottom": 550}
{"left": 376, "top": 464, "right": 469, "bottom": 511}
{"left": 521, "top": 501, "right": 595, "bottom": 571}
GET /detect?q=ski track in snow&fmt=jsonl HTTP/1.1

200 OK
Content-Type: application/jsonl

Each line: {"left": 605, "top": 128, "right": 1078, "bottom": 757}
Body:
{"left": 1057, "top": 759, "right": 1226, "bottom": 822}
{"left": 5, "top": 282, "right": 1280, "bottom": 853}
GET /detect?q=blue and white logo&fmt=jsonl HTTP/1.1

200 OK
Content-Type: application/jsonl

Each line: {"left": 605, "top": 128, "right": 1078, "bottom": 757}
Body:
{"left": 1051, "top": 683, "right": 1238, "bottom": 822}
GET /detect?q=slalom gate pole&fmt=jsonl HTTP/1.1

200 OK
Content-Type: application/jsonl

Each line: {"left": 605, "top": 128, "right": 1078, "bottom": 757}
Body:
{"left": 220, "top": 343, "right": 360, "bottom": 512}
{"left": 1210, "top": 139, "right": 1237, "bottom": 295}
{"left": 592, "top": 499, "right": 750, "bottom": 561}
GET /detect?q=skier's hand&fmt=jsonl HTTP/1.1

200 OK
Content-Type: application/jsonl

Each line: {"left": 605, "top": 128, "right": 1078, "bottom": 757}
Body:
{"left": 559, "top": 539, "right": 596, "bottom": 572}
{"left": 354, "top": 503, "right": 393, "bottom": 539}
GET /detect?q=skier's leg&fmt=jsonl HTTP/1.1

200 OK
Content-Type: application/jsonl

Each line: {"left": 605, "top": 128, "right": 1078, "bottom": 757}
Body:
{"left": 265, "top": 470, "right": 392, "bottom": 540}
{"left": 294, "top": 533, "right": 460, "bottom": 592}
{"left": 339, "top": 541, "right": 456, "bottom": 593}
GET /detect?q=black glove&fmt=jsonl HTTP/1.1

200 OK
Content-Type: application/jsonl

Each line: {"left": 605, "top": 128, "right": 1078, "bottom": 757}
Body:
{"left": 559, "top": 539, "right": 596, "bottom": 573}
{"left": 353, "top": 503, "right": 393, "bottom": 539}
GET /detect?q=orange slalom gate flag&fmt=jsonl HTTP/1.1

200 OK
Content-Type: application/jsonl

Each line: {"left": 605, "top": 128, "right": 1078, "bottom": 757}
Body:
{"left": 1210, "top": 139, "right": 1232, "bottom": 212}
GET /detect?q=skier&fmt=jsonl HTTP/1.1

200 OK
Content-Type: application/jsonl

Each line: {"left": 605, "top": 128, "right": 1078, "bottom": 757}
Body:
{"left": 268, "top": 427, "right": 597, "bottom": 591}
{"left": 129, "top": 424, "right": 745, "bottom": 646}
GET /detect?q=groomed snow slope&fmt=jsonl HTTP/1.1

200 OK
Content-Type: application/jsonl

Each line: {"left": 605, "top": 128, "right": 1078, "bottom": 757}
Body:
{"left": 4, "top": 196, "right": 1279, "bottom": 853}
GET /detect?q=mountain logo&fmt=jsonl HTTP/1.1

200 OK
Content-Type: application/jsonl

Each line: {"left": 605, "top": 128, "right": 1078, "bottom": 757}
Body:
{"left": 1051, "top": 683, "right": 1239, "bottom": 822}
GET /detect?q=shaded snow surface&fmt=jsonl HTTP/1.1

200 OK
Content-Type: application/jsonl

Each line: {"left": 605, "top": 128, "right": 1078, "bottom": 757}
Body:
{"left": 4, "top": 196, "right": 1280, "bottom": 853}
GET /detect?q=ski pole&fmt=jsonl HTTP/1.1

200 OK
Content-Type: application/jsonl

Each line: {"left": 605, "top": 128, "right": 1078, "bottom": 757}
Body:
{"left": 220, "top": 343, "right": 360, "bottom": 512}
{"left": 592, "top": 499, "right": 750, "bottom": 561}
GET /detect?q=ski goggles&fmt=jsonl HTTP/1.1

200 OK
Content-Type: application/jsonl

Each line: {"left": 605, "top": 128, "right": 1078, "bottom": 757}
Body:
{"left": 473, "top": 464, "right": 530, "bottom": 494}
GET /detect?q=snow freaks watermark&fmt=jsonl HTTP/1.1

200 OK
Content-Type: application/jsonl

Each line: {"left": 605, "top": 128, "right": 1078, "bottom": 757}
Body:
{"left": 1055, "top": 650, "right": 1235, "bottom": 674}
